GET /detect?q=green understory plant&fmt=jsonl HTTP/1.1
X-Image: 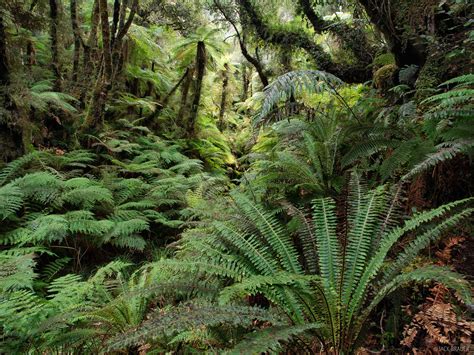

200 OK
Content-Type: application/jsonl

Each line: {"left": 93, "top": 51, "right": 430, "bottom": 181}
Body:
{"left": 152, "top": 175, "right": 473, "bottom": 353}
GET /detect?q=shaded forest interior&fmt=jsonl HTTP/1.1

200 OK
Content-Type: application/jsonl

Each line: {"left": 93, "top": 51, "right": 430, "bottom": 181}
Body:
{"left": 0, "top": 0, "right": 473, "bottom": 353}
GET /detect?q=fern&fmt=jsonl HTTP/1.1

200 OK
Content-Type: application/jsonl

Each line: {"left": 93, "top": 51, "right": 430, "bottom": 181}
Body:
{"left": 0, "top": 253, "right": 37, "bottom": 291}
{"left": 106, "top": 302, "right": 281, "bottom": 351}
{"left": 0, "top": 183, "right": 23, "bottom": 220}
{"left": 173, "top": 177, "right": 472, "bottom": 352}
{"left": 256, "top": 70, "right": 343, "bottom": 124}
{"left": 228, "top": 323, "right": 322, "bottom": 354}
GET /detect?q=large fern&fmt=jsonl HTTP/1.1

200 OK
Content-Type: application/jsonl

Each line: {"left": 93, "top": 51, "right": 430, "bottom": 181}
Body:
{"left": 158, "top": 175, "right": 472, "bottom": 353}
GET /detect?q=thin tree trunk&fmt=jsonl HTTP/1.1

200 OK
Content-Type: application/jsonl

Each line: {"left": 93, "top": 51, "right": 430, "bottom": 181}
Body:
{"left": 177, "top": 66, "right": 194, "bottom": 122}
{"left": 242, "top": 65, "right": 248, "bottom": 101}
{"left": 188, "top": 41, "right": 206, "bottom": 137}
{"left": 0, "top": 15, "right": 9, "bottom": 86}
{"left": 70, "top": 0, "right": 82, "bottom": 82}
{"left": 218, "top": 63, "right": 229, "bottom": 131}
{"left": 80, "top": 0, "right": 100, "bottom": 107}
{"left": 111, "top": 0, "right": 121, "bottom": 41}
{"left": 49, "top": 0, "right": 62, "bottom": 91}
{"left": 99, "top": 0, "right": 113, "bottom": 80}
{"left": 26, "top": 40, "right": 36, "bottom": 71}
{"left": 85, "top": 0, "right": 112, "bottom": 130}
{"left": 146, "top": 67, "right": 190, "bottom": 126}
{"left": 112, "top": 0, "right": 137, "bottom": 75}
{"left": 214, "top": 0, "right": 268, "bottom": 88}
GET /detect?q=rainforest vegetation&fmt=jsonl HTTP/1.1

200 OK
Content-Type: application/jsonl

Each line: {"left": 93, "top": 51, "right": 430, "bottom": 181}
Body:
{"left": 0, "top": 0, "right": 473, "bottom": 353}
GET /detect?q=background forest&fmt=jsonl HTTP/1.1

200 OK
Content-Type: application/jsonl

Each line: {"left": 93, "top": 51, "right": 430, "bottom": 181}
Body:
{"left": 0, "top": 0, "right": 473, "bottom": 353}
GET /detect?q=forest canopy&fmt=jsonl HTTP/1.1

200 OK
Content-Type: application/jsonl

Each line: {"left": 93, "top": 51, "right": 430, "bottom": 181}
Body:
{"left": 0, "top": 0, "right": 473, "bottom": 353}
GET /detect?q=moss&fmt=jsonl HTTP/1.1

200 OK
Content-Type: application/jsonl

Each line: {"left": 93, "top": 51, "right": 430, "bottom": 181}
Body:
{"left": 414, "top": 54, "right": 443, "bottom": 103}
{"left": 373, "top": 64, "right": 398, "bottom": 90}
{"left": 372, "top": 53, "right": 395, "bottom": 70}
{"left": 391, "top": 0, "right": 439, "bottom": 38}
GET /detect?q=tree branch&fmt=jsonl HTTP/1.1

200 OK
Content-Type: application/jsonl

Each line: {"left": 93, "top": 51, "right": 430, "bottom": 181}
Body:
{"left": 213, "top": 0, "right": 268, "bottom": 87}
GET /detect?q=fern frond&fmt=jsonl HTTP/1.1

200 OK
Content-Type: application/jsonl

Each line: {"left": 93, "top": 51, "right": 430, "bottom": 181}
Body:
{"left": 0, "top": 254, "right": 37, "bottom": 291}
{"left": 232, "top": 193, "right": 302, "bottom": 274}
{"left": 256, "top": 70, "right": 343, "bottom": 124}
{"left": 0, "top": 183, "right": 23, "bottom": 220}
{"left": 0, "top": 151, "right": 45, "bottom": 185}
{"left": 312, "top": 198, "right": 340, "bottom": 291}
{"left": 402, "top": 140, "right": 474, "bottom": 181}
{"left": 106, "top": 303, "right": 281, "bottom": 351}
{"left": 228, "top": 323, "right": 323, "bottom": 354}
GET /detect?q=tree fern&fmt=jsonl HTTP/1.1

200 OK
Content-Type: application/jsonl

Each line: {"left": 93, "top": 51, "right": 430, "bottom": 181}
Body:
{"left": 256, "top": 70, "right": 343, "bottom": 124}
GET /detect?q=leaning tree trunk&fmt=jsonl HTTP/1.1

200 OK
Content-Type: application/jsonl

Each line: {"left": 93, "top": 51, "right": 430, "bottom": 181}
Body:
{"left": 188, "top": 41, "right": 206, "bottom": 138}
{"left": 177, "top": 66, "right": 194, "bottom": 122}
{"left": 218, "top": 63, "right": 229, "bottom": 131}
{"left": 49, "top": 0, "right": 62, "bottom": 91}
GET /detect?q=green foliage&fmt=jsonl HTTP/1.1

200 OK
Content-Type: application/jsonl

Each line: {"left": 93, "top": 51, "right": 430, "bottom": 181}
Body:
{"left": 256, "top": 70, "right": 343, "bottom": 123}
{"left": 0, "top": 1, "right": 472, "bottom": 353}
{"left": 247, "top": 116, "right": 344, "bottom": 200}
{"left": 162, "top": 175, "right": 472, "bottom": 353}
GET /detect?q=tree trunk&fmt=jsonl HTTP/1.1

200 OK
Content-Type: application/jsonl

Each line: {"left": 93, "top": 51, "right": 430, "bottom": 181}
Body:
{"left": 99, "top": 0, "right": 113, "bottom": 80}
{"left": 111, "top": 0, "right": 121, "bottom": 41}
{"left": 84, "top": 0, "right": 113, "bottom": 130}
{"left": 0, "top": 15, "right": 9, "bottom": 86}
{"left": 214, "top": 0, "right": 268, "bottom": 88}
{"left": 218, "top": 63, "right": 229, "bottom": 131}
{"left": 357, "top": 0, "right": 426, "bottom": 67}
{"left": 188, "top": 41, "right": 206, "bottom": 137}
{"left": 26, "top": 40, "right": 36, "bottom": 71}
{"left": 80, "top": 0, "right": 100, "bottom": 107}
{"left": 70, "top": 0, "right": 82, "bottom": 82}
{"left": 242, "top": 65, "right": 249, "bottom": 101}
{"left": 49, "top": 0, "right": 62, "bottom": 92}
{"left": 177, "top": 66, "right": 194, "bottom": 122}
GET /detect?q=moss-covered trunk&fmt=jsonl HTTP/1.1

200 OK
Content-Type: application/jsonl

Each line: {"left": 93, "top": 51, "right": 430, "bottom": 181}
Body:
{"left": 49, "top": 0, "right": 62, "bottom": 92}
{"left": 218, "top": 63, "right": 229, "bottom": 131}
{"left": 188, "top": 41, "right": 206, "bottom": 137}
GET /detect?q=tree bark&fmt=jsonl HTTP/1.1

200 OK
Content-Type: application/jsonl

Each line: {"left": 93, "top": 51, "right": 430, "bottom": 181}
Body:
{"left": 84, "top": 0, "right": 112, "bottom": 130}
{"left": 111, "top": 0, "right": 121, "bottom": 41}
{"left": 49, "top": 0, "right": 62, "bottom": 91}
{"left": 238, "top": 0, "right": 370, "bottom": 83}
{"left": 70, "top": 0, "right": 82, "bottom": 82}
{"left": 299, "top": 0, "right": 374, "bottom": 67}
{"left": 80, "top": 0, "right": 100, "bottom": 107}
{"left": 218, "top": 63, "right": 229, "bottom": 131}
{"left": 188, "top": 41, "right": 206, "bottom": 137}
{"left": 242, "top": 65, "right": 248, "bottom": 101}
{"left": 177, "top": 66, "right": 194, "bottom": 122}
{"left": 214, "top": 0, "right": 268, "bottom": 87}
{"left": 99, "top": 0, "right": 113, "bottom": 80}
{"left": 0, "top": 15, "right": 9, "bottom": 86}
{"left": 26, "top": 40, "right": 36, "bottom": 71}
{"left": 357, "top": 0, "right": 426, "bottom": 67}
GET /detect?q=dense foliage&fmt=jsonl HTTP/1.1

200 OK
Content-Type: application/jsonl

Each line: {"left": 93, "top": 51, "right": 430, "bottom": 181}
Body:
{"left": 0, "top": 0, "right": 473, "bottom": 353}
